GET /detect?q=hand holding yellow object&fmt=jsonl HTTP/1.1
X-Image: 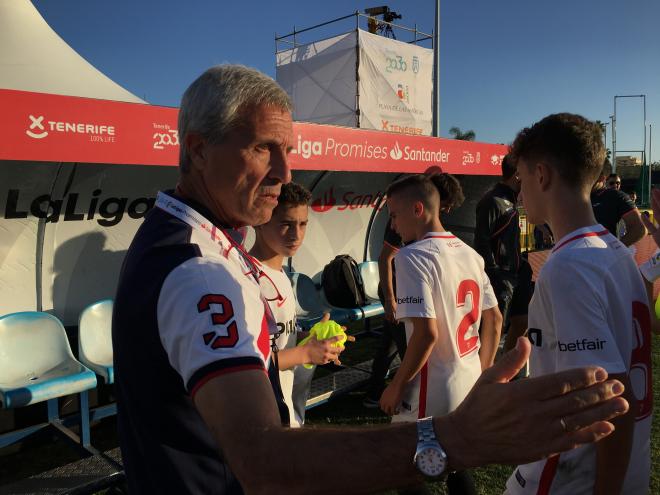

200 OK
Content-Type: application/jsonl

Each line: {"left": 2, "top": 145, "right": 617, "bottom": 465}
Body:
{"left": 298, "top": 316, "right": 350, "bottom": 369}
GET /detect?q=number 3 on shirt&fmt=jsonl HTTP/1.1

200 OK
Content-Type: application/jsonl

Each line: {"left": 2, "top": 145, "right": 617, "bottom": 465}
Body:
{"left": 456, "top": 279, "right": 480, "bottom": 357}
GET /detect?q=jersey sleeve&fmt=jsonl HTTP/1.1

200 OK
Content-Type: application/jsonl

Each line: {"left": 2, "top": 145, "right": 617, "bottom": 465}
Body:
{"left": 481, "top": 271, "right": 499, "bottom": 310}
{"left": 157, "top": 257, "right": 270, "bottom": 397}
{"left": 394, "top": 251, "right": 435, "bottom": 319}
{"left": 544, "top": 260, "right": 626, "bottom": 374}
{"left": 615, "top": 190, "right": 636, "bottom": 218}
{"left": 383, "top": 219, "right": 403, "bottom": 250}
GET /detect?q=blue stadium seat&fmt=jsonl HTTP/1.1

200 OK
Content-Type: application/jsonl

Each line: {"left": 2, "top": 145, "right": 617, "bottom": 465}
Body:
{"left": 0, "top": 311, "right": 97, "bottom": 448}
{"left": 78, "top": 299, "right": 114, "bottom": 385}
{"left": 358, "top": 261, "right": 381, "bottom": 302}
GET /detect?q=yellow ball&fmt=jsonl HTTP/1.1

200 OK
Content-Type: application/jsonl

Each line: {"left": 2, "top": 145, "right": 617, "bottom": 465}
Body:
{"left": 655, "top": 295, "right": 660, "bottom": 320}
{"left": 298, "top": 319, "right": 347, "bottom": 369}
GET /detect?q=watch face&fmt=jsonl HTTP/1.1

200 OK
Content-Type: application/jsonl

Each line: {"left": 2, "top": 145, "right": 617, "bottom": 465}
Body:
{"left": 415, "top": 446, "right": 446, "bottom": 477}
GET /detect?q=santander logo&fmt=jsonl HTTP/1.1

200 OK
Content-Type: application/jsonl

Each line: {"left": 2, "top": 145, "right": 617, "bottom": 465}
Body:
{"left": 311, "top": 187, "right": 336, "bottom": 213}
{"left": 389, "top": 141, "right": 403, "bottom": 160}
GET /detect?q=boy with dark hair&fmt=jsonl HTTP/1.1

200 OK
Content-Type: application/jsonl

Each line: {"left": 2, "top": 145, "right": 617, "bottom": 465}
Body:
{"left": 249, "top": 181, "right": 344, "bottom": 426}
{"left": 380, "top": 174, "right": 502, "bottom": 495}
{"left": 507, "top": 113, "right": 651, "bottom": 494}
{"left": 364, "top": 173, "right": 468, "bottom": 408}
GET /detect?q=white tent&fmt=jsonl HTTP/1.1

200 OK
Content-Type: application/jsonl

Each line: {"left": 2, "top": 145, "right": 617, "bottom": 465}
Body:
{"left": 0, "top": 0, "right": 145, "bottom": 103}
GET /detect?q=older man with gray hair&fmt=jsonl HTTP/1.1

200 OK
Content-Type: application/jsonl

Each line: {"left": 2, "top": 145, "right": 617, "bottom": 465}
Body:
{"left": 113, "top": 65, "right": 629, "bottom": 494}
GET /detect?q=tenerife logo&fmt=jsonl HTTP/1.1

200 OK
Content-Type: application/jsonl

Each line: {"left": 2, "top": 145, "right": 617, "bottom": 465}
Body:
{"left": 25, "top": 114, "right": 116, "bottom": 142}
{"left": 385, "top": 54, "right": 407, "bottom": 73}
{"left": 412, "top": 56, "right": 420, "bottom": 74}
{"left": 26, "top": 115, "right": 48, "bottom": 139}
{"left": 390, "top": 142, "right": 403, "bottom": 160}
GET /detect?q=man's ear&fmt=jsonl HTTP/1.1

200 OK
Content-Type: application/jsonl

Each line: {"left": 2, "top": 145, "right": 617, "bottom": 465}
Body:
{"left": 413, "top": 201, "right": 424, "bottom": 217}
{"left": 184, "top": 133, "right": 207, "bottom": 171}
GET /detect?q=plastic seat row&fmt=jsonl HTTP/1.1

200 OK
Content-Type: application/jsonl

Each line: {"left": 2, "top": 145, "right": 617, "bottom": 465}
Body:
{"left": 288, "top": 261, "right": 384, "bottom": 329}
{"left": 0, "top": 300, "right": 114, "bottom": 450}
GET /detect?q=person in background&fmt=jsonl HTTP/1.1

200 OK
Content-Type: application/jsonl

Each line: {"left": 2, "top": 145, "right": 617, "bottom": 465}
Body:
{"left": 474, "top": 155, "right": 533, "bottom": 354}
{"left": 606, "top": 173, "right": 622, "bottom": 190}
{"left": 628, "top": 190, "right": 637, "bottom": 205}
{"left": 591, "top": 165, "right": 646, "bottom": 246}
{"left": 249, "top": 181, "right": 343, "bottom": 426}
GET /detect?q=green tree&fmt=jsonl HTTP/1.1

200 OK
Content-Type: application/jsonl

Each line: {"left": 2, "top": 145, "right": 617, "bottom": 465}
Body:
{"left": 449, "top": 126, "right": 476, "bottom": 141}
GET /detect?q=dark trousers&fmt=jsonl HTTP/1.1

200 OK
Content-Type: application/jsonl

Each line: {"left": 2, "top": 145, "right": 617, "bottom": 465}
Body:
{"left": 365, "top": 317, "right": 407, "bottom": 401}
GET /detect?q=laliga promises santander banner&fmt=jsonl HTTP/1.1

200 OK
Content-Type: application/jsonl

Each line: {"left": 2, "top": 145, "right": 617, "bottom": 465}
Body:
{"left": 0, "top": 89, "right": 506, "bottom": 175}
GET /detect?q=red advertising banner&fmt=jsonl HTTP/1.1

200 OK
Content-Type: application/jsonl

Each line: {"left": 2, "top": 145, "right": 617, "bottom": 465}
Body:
{"left": 0, "top": 89, "right": 507, "bottom": 174}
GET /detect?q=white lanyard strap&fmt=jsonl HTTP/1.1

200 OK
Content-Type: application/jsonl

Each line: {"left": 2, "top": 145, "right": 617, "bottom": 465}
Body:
{"left": 155, "top": 191, "right": 278, "bottom": 335}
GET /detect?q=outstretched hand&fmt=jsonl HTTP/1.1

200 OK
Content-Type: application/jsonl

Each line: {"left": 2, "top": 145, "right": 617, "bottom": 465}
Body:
{"left": 437, "top": 337, "right": 628, "bottom": 470}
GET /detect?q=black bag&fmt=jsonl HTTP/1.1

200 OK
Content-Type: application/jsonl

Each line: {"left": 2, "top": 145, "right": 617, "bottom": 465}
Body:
{"left": 321, "top": 255, "right": 367, "bottom": 308}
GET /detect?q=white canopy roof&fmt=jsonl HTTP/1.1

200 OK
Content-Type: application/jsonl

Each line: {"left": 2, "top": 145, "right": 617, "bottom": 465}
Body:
{"left": 0, "top": 0, "right": 145, "bottom": 103}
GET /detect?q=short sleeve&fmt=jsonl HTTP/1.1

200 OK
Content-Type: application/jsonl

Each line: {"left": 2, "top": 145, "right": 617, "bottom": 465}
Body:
{"left": 481, "top": 271, "right": 499, "bottom": 310}
{"left": 615, "top": 190, "right": 636, "bottom": 218}
{"left": 383, "top": 219, "right": 403, "bottom": 250}
{"left": 394, "top": 251, "right": 435, "bottom": 319}
{"left": 545, "top": 263, "right": 626, "bottom": 374}
{"left": 157, "top": 256, "right": 270, "bottom": 397}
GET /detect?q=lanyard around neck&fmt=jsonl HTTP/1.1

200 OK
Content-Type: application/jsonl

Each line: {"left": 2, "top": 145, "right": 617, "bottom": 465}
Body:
{"left": 155, "top": 191, "right": 279, "bottom": 334}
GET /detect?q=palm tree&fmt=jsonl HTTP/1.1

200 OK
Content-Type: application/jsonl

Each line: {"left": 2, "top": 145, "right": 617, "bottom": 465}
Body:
{"left": 449, "top": 126, "right": 476, "bottom": 141}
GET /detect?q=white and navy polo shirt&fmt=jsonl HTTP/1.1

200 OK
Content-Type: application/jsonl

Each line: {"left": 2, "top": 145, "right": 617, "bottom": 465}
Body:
{"left": 506, "top": 225, "right": 652, "bottom": 495}
{"left": 113, "top": 192, "right": 286, "bottom": 495}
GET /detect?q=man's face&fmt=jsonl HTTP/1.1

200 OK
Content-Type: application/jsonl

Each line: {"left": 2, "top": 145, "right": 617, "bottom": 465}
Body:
{"left": 198, "top": 105, "right": 294, "bottom": 227}
{"left": 387, "top": 193, "right": 418, "bottom": 243}
{"left": 517, "top": 158, "right": 544, "bottom": 225}
{"left": 607, "top": 177, "right": 621, "bottom": 190}
{"left": 257, "top": 203, "right": 309, "bottom": 257}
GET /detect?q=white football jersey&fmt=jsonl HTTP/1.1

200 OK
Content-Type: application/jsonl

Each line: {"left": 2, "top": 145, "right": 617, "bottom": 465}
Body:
{"left": 506, "top": 225, "right": 652, "bottom": 495}
{"left": 259, "top": 263, "right": 301, "bottom": 427}
{"left": 393, "top": 232, "right": 498, "bottom": 421}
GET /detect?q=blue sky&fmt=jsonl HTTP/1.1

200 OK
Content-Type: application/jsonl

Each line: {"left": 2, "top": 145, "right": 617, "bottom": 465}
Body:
{"left": 33, "top": 0, "right": 660, "bottom": 161}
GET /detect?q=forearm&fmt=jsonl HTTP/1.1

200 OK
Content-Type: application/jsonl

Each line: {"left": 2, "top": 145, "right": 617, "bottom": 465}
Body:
{"left": 390, "top": 325, "right": 436, "bottom": 388}
{"left": 479, "top": 319, "right": 501, "bottom": 370}
{"left": 620, "top": 213, "right": 645, "bottom": 246}
{"left": 277, "top": 346, "right": 305, "bottom": 370}
{"left": 378, "top": 257, "right": 396, "bottom": 301}
{"left": 249, "top": 422, "right": 426, "bottom": 494}
{"left": 593, "top": 373, "right": 635, "bottom": 495}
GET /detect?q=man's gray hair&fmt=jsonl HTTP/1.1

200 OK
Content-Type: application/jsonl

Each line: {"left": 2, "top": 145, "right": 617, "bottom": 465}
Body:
{"left": 178, "top": 65, "right": 292, "bottom": 173}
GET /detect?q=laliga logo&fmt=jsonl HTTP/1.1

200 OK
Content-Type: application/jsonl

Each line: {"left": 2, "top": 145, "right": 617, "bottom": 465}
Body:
{"left": 26, "top": 115, "right": 48, "bottom": 139}
{"left": 390, "top": 142, "right": 403, "bottom": 160}
{"left": 311, "top": 187, "right": 336, "bottom": 213}
{"left": 291, "top": 135, "right": 323, "bottom": 159}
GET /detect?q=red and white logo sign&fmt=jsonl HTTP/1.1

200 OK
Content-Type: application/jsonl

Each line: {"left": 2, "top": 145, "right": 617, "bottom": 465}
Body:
{"left": 26, "top": 115, "right": 48, "bottom": 139}
{"left": 2, "top": 89, "right": 507, "bottom": 175}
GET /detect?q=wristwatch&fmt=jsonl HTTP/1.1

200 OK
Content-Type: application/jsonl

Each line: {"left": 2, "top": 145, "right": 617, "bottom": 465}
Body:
{"left": 413, "top": 417, "right": 448, "bottom": 478}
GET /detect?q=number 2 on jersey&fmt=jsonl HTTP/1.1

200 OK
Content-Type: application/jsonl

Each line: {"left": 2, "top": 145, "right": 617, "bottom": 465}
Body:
{"left": 456, "top": 279, "right": 480, "bottom": 357}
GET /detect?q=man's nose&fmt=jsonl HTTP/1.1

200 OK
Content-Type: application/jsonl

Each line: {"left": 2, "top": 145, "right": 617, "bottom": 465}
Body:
{"left": 270, "top": 147, "right": 292, "bottom": 184}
